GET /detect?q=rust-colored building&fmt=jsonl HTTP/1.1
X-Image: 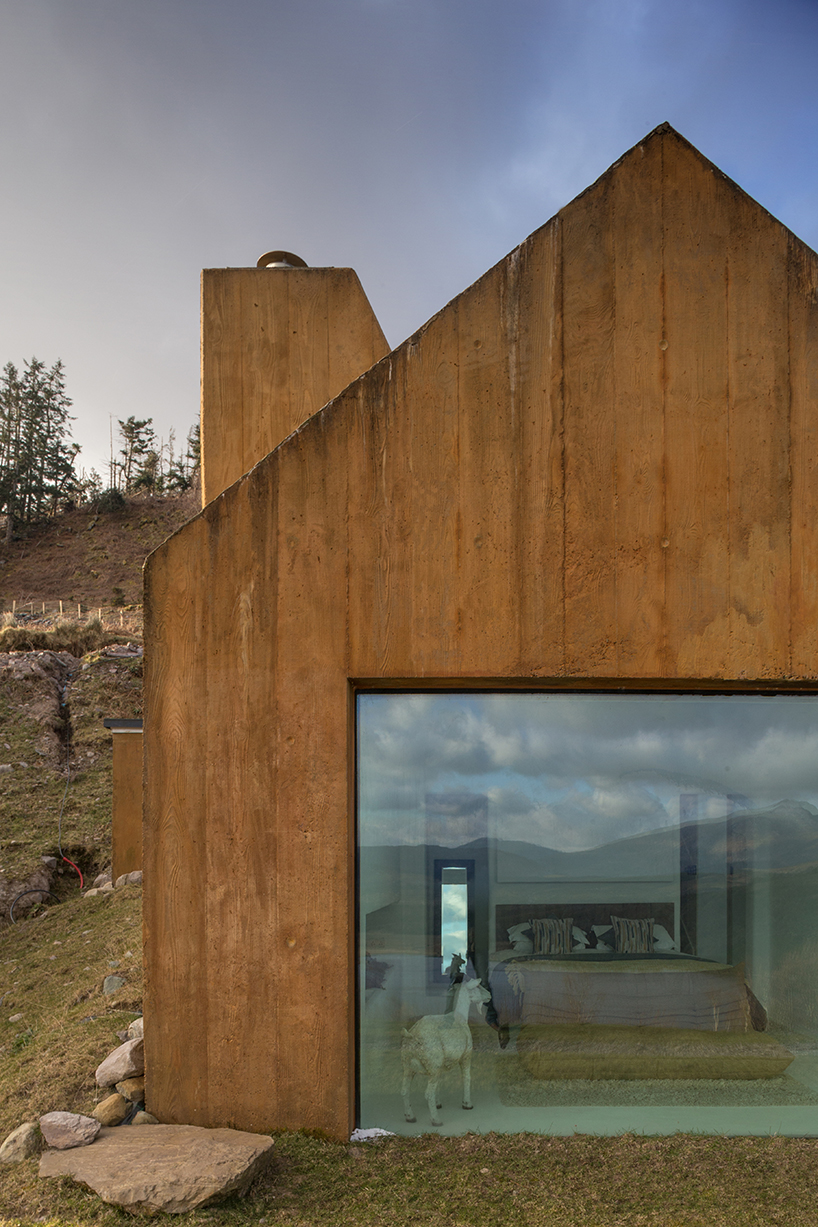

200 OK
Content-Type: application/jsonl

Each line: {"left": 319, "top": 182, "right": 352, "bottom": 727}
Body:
{"left": 144, "top": 125, "right": 818, "bottom": 1140}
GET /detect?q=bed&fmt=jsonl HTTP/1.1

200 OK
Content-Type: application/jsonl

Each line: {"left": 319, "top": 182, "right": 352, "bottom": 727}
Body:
{"left": 488, "top": 903, "right": 793, "bottom": 1080}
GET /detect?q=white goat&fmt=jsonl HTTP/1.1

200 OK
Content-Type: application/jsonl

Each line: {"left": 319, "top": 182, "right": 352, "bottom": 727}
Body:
{"left": 401, "top": 977, "right": 491, "bottom": 1126}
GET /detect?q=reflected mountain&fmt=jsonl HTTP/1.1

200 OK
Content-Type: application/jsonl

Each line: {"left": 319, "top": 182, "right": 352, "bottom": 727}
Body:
{"left": 489, "top": 800, "right": 818, "bottom": 880}
{"left": 358, "top": 800, "right": 818, "bottom": 881}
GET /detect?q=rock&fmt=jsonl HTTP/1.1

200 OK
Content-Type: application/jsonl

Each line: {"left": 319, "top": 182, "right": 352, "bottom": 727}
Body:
{"left": 41, "top": 856, "right": 58, "bottom": 870}
{"left": 115, "top": 1076, "right": 145, "bottom": 1102}
{"left": 92, "top": 1094, "right": 130, "bottom": 1126}
{"left": 39, "top": 1112, "right": 100, "bottom": 1150}
{"left": 8, "top": 1013, "right": 23, "bottom": 1024}
{"left": 127, "top": 1017, "right": 144, "bottom": 1040}
{"left": 0, "top": 1121, "right": 41, "bottom": 1162}
{"left": 99, "top": 882, "right": 115, "bottom": 893}
{"left": 131, "top": 1112, "right": 158, "bottom": 1125}
{"left": 102, "top": 975, "right": 126, "bottom": 995}
{"left": 93, "top": 873, "right": 112, "bottom": 889}
{"left": 83, "top": 888, "right": 104, "bottom": 899}
{"left": 95, "top": 1038, "right": 144, "bottom": 1087}
{"left": 115, "top": 870, "right": 143, "bottom": 888}
{"left": 39, "top": 1124, "right": 275, "bottom": 1213}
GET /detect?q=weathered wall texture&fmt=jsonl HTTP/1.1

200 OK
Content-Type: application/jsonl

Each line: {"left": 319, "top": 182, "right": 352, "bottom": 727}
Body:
{"left": 143, "top": 125, "right": 818, "bottom": 1138}
{"left": 111, "top": 731, "right": 143, "bottom": 880}
{"left": 200, "top": 267, "right": 389, "bottom": 503}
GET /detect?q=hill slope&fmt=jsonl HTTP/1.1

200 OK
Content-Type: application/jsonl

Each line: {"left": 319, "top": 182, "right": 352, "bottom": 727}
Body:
{"left": 0, "top": 488, "right": 198, "bottom": 612}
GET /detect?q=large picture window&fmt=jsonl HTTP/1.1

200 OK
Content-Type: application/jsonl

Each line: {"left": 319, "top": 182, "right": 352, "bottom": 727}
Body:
{"left": 357, "top": 692, "right": 818, "bottom": 1136}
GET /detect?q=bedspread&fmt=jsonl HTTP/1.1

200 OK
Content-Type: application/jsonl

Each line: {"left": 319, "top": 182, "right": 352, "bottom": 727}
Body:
{"left": 490, "top": 955, "right": 752, "bottom": 1032}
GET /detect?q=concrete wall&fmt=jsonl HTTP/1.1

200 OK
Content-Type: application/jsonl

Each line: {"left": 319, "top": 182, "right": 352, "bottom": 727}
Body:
{"left": 143, "top": 124, "right": 818, "bottom": 1139}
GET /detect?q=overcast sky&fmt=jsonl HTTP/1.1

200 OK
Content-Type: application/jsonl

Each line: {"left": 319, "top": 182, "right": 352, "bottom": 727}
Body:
{"left": 358, "top": 694, "right": 818, "bottom": 849}
{"left": 3, "top": 0, "right": 818, "bottom": 479}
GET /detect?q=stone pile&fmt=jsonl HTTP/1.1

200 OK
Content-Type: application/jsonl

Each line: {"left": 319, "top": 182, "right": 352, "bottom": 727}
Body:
{"left": 83, "top": 868, "right": 142, "bottom": 899}
{"left": 92, "top": 1017, "right": 157, "bottom": 1127}
{"left": 0, "top": 1009, "right": 276, "bottom": 1212}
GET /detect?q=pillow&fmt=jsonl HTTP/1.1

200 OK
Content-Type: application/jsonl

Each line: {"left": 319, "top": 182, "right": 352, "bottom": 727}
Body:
{"left": 531, "top": 916, "right": 574, "bottom": 955}
{"left": 611, "top": 914, "right": 655, "bottom": 954}
{"left": 507, "top": 922, "right": 535, "bottom": 955}
{"left": 510, "top": 937, "right": 535, "bottom": 955}
{"left": 572, "top": 925, "right": 592, "bottom": 951}
{"left": 652, "top": 923, "right": 677, "bottom": 952}
{"left": 591, "top": 924, "right": 615, "bottom": 952}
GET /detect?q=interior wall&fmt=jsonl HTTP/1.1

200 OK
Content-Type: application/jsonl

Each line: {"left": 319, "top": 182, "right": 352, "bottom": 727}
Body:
{"left": 144, "top": 125, "right": 818, "bottom": 1140}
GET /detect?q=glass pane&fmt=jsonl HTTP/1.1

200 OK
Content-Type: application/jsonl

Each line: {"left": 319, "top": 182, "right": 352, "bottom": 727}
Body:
{"left": 357, "top": 692, "right": 818, "bottom": 1136}
{"left": 441, "top": 868, "right": 469, "bottom": 975}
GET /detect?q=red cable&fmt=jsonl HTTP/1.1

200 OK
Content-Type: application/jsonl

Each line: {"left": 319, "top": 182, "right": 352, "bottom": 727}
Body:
{"left": 60, "top": 855, "right": 84, "bottom": 890}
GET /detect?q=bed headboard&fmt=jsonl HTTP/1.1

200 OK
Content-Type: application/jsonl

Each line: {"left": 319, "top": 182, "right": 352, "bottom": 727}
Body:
{"left": 494, "top": 902, "right": 675, "bottom": 950}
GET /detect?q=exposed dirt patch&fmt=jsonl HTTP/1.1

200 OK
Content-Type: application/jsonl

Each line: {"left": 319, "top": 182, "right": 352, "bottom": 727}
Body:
{"left": 0, "top": 647, "right": 143, "bottom": 915}
{"left": 0, "top": 488, "right": 198, "bottom": 610}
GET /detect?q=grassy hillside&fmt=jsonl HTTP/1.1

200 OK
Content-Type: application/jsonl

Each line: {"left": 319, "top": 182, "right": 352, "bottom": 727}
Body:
{"left": 0, "top": 637, "right": 142, "bottom": 899}
{"left": 0, "top": 489, "right": 198, "bottom": 612}
{"left": 3, "top": 497, "right": 818, "bottom": 1225}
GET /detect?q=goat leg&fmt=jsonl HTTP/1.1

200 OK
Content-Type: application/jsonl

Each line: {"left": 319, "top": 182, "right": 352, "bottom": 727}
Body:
{"left": 425, "top": 1077, "right": 443, "bottom": 1126}
{"left": 460, "top": 1053, "right": 473, "bottom": 1110}
{"left": 401, "top": 1067, "right": 417, "bottom": 1123}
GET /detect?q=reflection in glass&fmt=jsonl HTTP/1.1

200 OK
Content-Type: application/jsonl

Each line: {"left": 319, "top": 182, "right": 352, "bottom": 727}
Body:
{"left": 357, "top": 694, "right": 818, "bottom": 1136}
{"left": 441, "top": 867, "right": 468, "bottom": 974}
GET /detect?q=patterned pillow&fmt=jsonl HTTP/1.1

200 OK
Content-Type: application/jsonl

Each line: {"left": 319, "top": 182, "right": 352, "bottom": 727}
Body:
{"left": 531, "top": 917, "right": 574, "bottom": 955}
{"left": 611, "top": 915, "right": 655, "bottom": 954}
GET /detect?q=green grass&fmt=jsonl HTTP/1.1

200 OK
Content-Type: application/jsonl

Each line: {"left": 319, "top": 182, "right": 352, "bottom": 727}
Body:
{"left": 2, "top": 896, "right": 817, "bottom": 1226}
{"left": 3, "top": 640, "right": 818, "bottom": 1224}
{"left": 0, "top": 640, "right": 142, "bottom": 885}
{"left": 0, "top": 883, "right": 816, "bottom": 1227}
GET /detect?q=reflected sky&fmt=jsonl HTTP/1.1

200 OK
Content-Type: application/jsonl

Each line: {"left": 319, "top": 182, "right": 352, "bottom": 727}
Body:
{"left": 358, "top": 694, "right": 818, "bottom": 851}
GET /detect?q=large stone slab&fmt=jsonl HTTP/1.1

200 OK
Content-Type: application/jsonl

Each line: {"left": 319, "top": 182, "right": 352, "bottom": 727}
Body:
{"left": 39, "top": 1124, "right": 274, "bottom": 1213}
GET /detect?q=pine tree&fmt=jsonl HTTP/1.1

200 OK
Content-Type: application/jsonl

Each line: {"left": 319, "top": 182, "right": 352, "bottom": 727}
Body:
{"left": 0, "top": 358, "right": 80, "bottom": 535}
{"left": 115, "top": 416, "right": 157, "bottom": 493}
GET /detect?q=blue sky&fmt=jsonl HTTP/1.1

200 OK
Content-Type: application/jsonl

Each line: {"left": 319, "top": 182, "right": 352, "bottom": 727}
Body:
{"left": 3, "top": 0, "right": 818, "bottom": 477}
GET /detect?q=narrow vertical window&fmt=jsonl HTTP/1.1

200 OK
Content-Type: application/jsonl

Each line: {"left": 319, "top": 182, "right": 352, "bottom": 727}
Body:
{"left": 440, "top": 865, "right": 469, "bottom": 975}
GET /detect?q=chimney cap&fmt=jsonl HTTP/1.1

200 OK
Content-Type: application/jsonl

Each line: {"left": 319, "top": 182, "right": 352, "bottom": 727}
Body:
{"left": 257, "top": 250, "right": 308, "bottom": 269}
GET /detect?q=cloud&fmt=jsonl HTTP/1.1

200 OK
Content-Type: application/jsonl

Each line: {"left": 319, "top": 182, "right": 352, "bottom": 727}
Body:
{"left": 358, "top": 693, "right": 818, "bottom": 848}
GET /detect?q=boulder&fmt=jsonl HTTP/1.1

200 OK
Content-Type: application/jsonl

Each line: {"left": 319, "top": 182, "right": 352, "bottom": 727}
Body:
{"left": 131, "top": 1112, "right": 158, "bottom": 1125}
{"left": 95, "top": 1038, "right": 144, "bottom": 1087}
{"left": 39, "top": 1124, "right": 275, "bottom": 1213}
{"left": 102, "top": 975, "right": 126, "bottom": 995}
{"left": 127, "top": 1017, "right": 144, "bottom": 1041}
{"left": 92, "top": 1094, "right": 130, "bottom": 1127}
{"left": 39, "top": 1112, "right": 100, "bottom": 1150}
{"left": 0, "top": 1121, "right": 41, "bottom": 1162}
{"left": 115, "top": 1076, "right": 145, "bottom": 1102}
{"left": 115, "top": 870, "right": 143, "bottom": 888}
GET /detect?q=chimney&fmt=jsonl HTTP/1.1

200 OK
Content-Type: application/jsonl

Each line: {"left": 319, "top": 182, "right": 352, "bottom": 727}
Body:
{"left": 200, "top": 252, "right": 389, "bottom": 505}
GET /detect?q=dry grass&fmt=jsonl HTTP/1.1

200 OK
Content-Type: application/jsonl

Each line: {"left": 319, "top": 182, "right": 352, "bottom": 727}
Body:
{"left": 0, "top": 620, "right": 125, "bottom": 659}
{"left": 0, "top": 490, "right": 197, "bottom": 612}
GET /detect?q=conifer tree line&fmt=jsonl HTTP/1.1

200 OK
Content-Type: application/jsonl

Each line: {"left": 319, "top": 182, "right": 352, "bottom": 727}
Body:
{"left": 106, "top": 416, "right": 200, "bottom": 497}
{"left": 0, "top": 358, "right": 79, "bottom": 525}
{"left": 0, "top": 357, "right": 199, "bottom": 530}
